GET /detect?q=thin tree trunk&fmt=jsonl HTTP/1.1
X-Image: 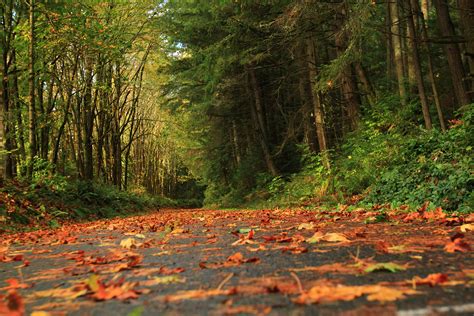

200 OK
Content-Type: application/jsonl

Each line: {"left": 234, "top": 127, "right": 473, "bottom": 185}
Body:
{"left": 83, "top": 57, "right": 94, "bottom": 180}
{"left": 231, "top": 120, "right": 241, "bottom": 165}
{"left": 11, "top": 50, "right": 25, "bottom": 164}
{"left": 355, "top": 63, "right": 376, "bottom": 106}
{"left": 421, "top": 0, "right": 429, "bottom": 20}
{"left": 386, "top": 0, "right": 394, "bottom": 85}
{"left": 247, "top": 65, "right": 278, "bottom": 177}
{"left": 28, "top": 0, "right": 37, "bottom": 178}
{"left": 415, "top": 0, "right": 447, "bottom": 130}
{"left": 390, "top": 0, "right": 408, "bottom": 105}
{"left": 406, "top": 0, "right": 433, "bottom": 129}
{"left": 305, "top": 39, "right": 329, "bottom": 161}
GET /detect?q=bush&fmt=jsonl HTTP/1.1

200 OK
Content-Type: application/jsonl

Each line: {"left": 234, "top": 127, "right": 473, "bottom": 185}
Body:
{"left": 0, "top": 179, "right": 179, "bottom": 232}
{"left": 242, "top": 102, "right": 473, "bottom": 213}
{"left": 366, "top": 104, "right": 473, "bottom": 212}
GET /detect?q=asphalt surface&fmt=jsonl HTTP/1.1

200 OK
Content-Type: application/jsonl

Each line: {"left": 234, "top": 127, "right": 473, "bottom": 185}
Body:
{"left": 1, "top": 208, "right": 473, "bottom": 315}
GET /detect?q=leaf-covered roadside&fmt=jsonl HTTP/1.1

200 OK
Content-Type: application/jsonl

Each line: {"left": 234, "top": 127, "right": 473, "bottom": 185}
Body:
{"left": 1, "top": 207, "right": 473, "bottom": 315}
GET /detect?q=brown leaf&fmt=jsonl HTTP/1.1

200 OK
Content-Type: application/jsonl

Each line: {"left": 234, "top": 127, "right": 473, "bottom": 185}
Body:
{"left": 158, "top": 267, "right": 185, "bottom": 275}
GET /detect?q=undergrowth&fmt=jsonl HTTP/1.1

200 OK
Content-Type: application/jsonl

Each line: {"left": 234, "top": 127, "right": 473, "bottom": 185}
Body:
{"left": 0, "top": 180, "right": 184, "bottom": 233}
{"left": 241, "top": 102, "right": 473, "bottom": 213}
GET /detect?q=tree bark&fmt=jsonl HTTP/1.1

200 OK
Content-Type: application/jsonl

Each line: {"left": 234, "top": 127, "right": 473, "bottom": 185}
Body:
{"left": 247, "top": 65, "right": 278, "bottom": 177}
{"left": 28, "top": 0, "right": 37, "bottom": 178}
{"left": 83, "top": 57, "right": 94, "bottom": 180}
{"left": 433, "top": 0, "right": 471, "bottom": 106}
{"left": 415, "top": 0, "right": 446, "bottom": 130}
{"left": 390, "top": 0, "right": 408, "bottom": 105}
{"left": 1, "top": 0, "right": 15, "bottom": 179}
{"left": 305, "top": 40, "right": 329, "bottom": 155}
{"left": 355, "top": 63, "right": 376, "bottom": 106}
{"left": 457, "top": 0, "right": 474, "bottom": 99}
{"left": 406, "top": 0, "right": 433, "bottom": 129}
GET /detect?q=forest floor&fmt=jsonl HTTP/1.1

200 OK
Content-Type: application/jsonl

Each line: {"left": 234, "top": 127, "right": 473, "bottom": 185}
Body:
{"left": 1, "top": 207, "right": 473, "bottom": 316}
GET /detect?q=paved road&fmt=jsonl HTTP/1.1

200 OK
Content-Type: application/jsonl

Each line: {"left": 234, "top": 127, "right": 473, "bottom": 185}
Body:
{"left": 1, "top": 208, "right": 473, "bottom": 315}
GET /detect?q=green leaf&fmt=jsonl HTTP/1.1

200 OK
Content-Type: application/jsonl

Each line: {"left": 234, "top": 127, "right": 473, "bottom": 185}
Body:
{"left": 127, "top": 306, "right": 144, "bottom": 316}
{"left": 238, "top": 228, "right": 251, "bottom": 234}
{"left": 364, "top": 262, "right": 406, "bottom": 273}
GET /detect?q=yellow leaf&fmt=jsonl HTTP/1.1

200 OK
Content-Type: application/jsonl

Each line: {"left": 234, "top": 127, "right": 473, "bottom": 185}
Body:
{"left": 306, "top": 232, "right": 350, "bottom": 243}
{"left": 297, "top": 223, "right": 314, "bottom": 230}
{"left": 460, "top": 224, "right": 474, "bottom": 232}
{"left": 120, "top": 238, "right": 140, "bottom": 249}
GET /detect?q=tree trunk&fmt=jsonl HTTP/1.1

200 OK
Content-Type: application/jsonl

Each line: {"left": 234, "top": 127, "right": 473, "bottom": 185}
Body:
{"left": 11, "top": 49, "right": 26, "bottom": 164}
{"left": 0, "top": 59, "right": 4, "bottom": 180}
{"left": 247, "top": 65, "right": 278, "bottom": 177}
{"left": 305, "top": 40, "right": 329, "bottom": 155}
{"left": 433, "top": 0, "right": 471, "bottom": 106}
{"left": 355, "top": 63, "right": 376, "bottom": 106}
{"left": 390, "top": 0, "right": 407, "bottom": 105}
{"left": 415, "top": 0, "right": 447, "bottom": 130}
{"left": 83, "top": 57, "right": 94, "bottom": 180}
{"left": 457, "top": 0, "right": 474, "bottom": 99}
{"left": 28, "top": 0, "right": 37, "bottom": 178}
{"left": 421, "top": 0, "right": 429, "bottom": 21}
{"left": 1, "top": 0, "right": 15, "bottom": 179}
{"left": 406, "top": 0, "right": 433, "bottom": 129}
{"left": 231, "top": 120, "right": 241, "bottom": 165}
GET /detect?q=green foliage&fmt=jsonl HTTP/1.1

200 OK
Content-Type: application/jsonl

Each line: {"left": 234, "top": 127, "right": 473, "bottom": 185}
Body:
{"left": 244, "top": 102, "right": 473, "bottom": 213}
{"left": 0, "top": 179, "right": 181, "bottom": 232}
{"left": 366, "top": 104, "right": 474, "bottom": 212}
{"left": 334, "top": 97, "right": 416, "bottom": 195}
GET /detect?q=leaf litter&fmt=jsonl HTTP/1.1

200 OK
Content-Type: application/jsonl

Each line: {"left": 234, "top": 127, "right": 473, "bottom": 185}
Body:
{"left": 0, "top": 207, "right": 472, "bottom": 314}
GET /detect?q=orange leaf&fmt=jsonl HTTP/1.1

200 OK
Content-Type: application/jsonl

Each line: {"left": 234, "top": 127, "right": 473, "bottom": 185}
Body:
{"left": 411, "top": 273, "right": 448, "bottom": 287}
{"left": 0, "top": 290, "right": 24, "bottom": 316}
{"left": 444, "top": 238, "right": 471, "bottom": 253}
{"left": 158, "top": 267, "right": 185, "bottom": 275}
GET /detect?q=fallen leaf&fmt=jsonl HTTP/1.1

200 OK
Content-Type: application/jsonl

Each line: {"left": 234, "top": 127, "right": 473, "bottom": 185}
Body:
{"left": 460, "top": 224, "right": 474, "bottom": 232}
{"left": 1, "top": 279, "right": 30, "bottom": 290}
{"left": 364, "top": 262, "right": 406, "bottom": 273}
{"left": 34, "top": 286, "right": 88, "bottom": 300}
{"left": 158, "top": 267, "right": 185, "bottom": 275}
{"left": 120, "top": 238, "right": 141, "bottom": 249}
{"left": 88, "top": 277, "right": 139, "bottom": 301}
{"left": 238, "top": 228, "right": 251, "bottom": 234}
{"left": 366, "top": 286, "right": 415, "bottom": 302}
{"left": 297, "top": 223, "right": 314, "bottom": 230}
{"left": 444, "top": 238, "right": 471, "bottom": 253}
{"left": 294, "top": 285, "right": 365, "bottom": 304}
{"left": 306, "top": 232, "right": 350, "bottom": 243}
{"left": 31, "top": 312, "right": 52, "bottom": 316}
{"left": 140, "top": 275, "right": 186, "bottom": 286}
{"left": 163, "top": 289, "right": 233, "bottom": 302}
{"left": 232, "top": 230, "right": 256, "bottom": 246}
{"left": 294, "top": 284, "right": 417, "bottom": 304}
{"left": 411, "top": 273, "right": 448, "bottom": 287}
{"left": 0, "top": 290, "right": 24, "bottom": 316}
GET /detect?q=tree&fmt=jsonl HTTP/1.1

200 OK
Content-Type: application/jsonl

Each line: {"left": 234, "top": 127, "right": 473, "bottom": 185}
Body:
{"left": 433, "top": 0, "right": 471, "bottom": 107}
